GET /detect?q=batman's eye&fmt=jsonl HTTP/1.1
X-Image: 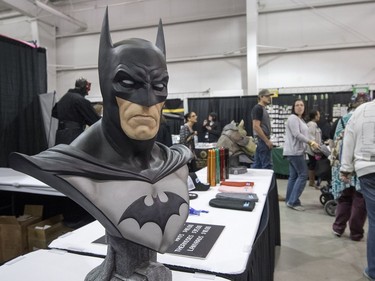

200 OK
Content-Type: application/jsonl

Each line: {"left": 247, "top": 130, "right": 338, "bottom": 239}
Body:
{"left": 153, "top": 83, "right": 165, "bottom": 91}
{"left": 114, "top": 71, "right": 140, "bottom": 89}
{"left": 120, "top": 79, "right": 135, "bottom": 88}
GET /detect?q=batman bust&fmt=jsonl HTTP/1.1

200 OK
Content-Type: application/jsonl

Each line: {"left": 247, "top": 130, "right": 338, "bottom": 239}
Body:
{"left": 10, "top": 8, "right": 192, "bottom": 281}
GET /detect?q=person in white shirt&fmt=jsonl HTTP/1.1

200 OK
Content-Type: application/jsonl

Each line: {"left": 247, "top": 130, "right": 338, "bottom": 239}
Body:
{"left": 340, "top": 98, "right": 375, "bottom": 281}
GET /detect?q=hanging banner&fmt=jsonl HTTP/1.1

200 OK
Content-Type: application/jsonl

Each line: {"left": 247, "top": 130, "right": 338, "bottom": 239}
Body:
{"left": 352, "top": 86, "right": 371, "bottom": 101}
{"left": 162, "top": 99, "right": 184, "bottom": 117}
{"left": 269, "top": 89, "right": 279, "bottom": 98}
{"left": 352, "top": 86, "right": 369, "bottom": 95}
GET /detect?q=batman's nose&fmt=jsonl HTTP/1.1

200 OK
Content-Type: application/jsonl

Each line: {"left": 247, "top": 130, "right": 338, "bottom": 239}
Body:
{"left": 133, "top": 83, "right": 166, "bottom": 107}
{"left": 146, "top": 84, "right": 154, "bottom": 107}
{"left": 141, "top": 84, "right": 159, "bottom": 107}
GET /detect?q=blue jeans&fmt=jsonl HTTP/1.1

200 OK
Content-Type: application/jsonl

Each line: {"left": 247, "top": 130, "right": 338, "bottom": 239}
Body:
{"left": 359, "top": 173, "right": 375, "bottom": 279}
{"left": 286, "top": 155, "right": 308, "bottom": 206}
{"left": 252, "top": 139, "right": 272, "bottom": 169}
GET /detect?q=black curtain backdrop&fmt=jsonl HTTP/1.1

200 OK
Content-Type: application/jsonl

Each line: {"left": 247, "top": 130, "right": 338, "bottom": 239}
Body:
{"left": 188, "top": 91, "right": 354, "bottom": 140}
{"left": 188, "top": 98, "right": 212, "bottom": 141}
{"left": 270, "top": 92, "right": 353, "bottom": 140}
{"left": 0, "top": 35, "right": 48, "bottom": 167}
{"left": 163, "top": 98, "right": 184, "bottom": 135}
{"left": 189, "top": 96, "right": 258, "bottom": 141}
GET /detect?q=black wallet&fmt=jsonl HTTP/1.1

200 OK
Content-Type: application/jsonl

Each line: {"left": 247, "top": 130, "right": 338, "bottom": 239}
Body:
{"left": 216, "top": 192, "right": 259, "bottom": 202}
{"left": 209, "top": 198, "right": 256, "bottom": 211}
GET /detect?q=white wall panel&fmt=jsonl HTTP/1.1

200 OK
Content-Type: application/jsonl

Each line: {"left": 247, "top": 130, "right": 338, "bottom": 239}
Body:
{"left": 165, "top": 17, "right": 246, "bottom": 59}
{"left": 0, "top": 18, "right": 33, "bottom": 41}
{"left": 57, "top": 34, "right": 99, "bottom": 67}
{"left": 56, "top": 17, "right": 245, "bottom": 64}
{"left": 56, "top": 69, "right": 100, "bottom": 101}
{"left": 256, "top": 1, "right": 375, "bottom": 91}
{"left": 57, "top": 56, "right": 246, "bottom": 102}
{"left": 55, "top": 15, "right": 246, "bottom": 100}
{"left": 259, "top": 3, "right": 375, "bottom": 48}
{"left": 55, "top": 0, "right": 246, "bottom": 34}
{"left": 37, "top": 22, "right": 56, "bottom": 93}
{"left": 168, "top": 57, "right": 246, "bottom": 94}
{"left": 259, "top": 48, "right": 375, "bottom": 89}
{"left": 2, "top": 0, "right": 375, "bottom": 99}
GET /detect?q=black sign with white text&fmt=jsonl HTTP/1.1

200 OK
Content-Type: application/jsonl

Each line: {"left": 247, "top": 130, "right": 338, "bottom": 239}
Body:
{"left": 165, "top": 222, "right": 225, "bottom": 258}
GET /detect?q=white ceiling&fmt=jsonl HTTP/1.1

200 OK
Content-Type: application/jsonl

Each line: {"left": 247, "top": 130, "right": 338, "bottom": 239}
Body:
{"left": 0, "top": 0, "right": 99, "bottom": 29}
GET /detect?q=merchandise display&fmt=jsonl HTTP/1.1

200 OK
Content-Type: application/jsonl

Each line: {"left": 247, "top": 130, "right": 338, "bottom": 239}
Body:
{"left": 268, "top": 104, "right": 292, "bottom": 147}
{"left": 332, "top": 103, "right": 349, "bottom": 122}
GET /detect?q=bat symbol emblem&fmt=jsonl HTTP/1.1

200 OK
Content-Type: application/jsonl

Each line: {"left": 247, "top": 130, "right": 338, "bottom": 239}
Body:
{"left": 118, "top": 192, "right": 187, "bottom": 232}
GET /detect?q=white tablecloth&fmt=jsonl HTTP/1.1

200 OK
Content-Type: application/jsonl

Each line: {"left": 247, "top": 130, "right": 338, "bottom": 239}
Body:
{"left": 0, "top": 168, "right": 64, "bottom": 196}
{"left": 0, "top": 249, "right": 229, "bottom": 281}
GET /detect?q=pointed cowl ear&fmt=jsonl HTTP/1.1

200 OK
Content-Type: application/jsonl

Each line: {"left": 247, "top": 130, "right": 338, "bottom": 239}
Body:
{"left": 99, "top": 7, "right": 113, "bottom": 70}
{"left": 98, "top": 6, "right": 114, "bottom": 107}
{"left": 155, "top": 19, "right": 166, "bottom": 57}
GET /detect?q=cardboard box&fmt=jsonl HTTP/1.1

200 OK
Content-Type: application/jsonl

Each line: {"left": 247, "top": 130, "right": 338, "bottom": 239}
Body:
{"left": 0, "top": 205, "right": 43, "bottom": 263}
{"left": 27, "top": 214, "right": 72, "bottom": 251}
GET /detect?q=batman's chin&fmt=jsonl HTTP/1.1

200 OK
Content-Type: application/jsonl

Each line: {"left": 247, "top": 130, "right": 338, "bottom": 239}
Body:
{"left": 119, "top": 203, "right": 189, "bottom": 252}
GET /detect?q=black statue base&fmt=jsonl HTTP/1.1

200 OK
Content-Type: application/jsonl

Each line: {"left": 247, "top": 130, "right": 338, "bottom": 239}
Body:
{"left": 85, "top": 232, "right": 172, "bottom": 281}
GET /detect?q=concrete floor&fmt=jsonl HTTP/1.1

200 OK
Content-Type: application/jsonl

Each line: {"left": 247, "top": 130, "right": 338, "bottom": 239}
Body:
{"left": 274, "top": 179, "right": 369, "bottom": 281}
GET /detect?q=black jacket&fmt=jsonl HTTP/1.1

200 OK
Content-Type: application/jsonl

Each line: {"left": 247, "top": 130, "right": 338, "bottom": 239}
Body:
{"left": 52, "top": 89, "right": 100, "bottom": 144}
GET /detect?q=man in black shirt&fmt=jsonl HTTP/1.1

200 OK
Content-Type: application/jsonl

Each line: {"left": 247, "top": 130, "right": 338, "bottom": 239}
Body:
{"left": 251, "top": 89, "right": 273, "bottom": 169}
{"left": 52, "top": 78, "right": 101, "bottom": 144}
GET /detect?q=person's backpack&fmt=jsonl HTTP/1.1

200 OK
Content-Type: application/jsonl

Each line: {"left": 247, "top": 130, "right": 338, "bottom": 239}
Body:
{"left": 330, "top": 118, "right": 345, "bottom": 166}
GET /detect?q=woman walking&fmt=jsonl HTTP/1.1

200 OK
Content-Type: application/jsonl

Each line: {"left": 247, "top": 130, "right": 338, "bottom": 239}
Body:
{"left": 283, "top": 99, "right": 319, "bottom": 211}
{"left": 306, "top": 110, "right": 322, "bottom": 188}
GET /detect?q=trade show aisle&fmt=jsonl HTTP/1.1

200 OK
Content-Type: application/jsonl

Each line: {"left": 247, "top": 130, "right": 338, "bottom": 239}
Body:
{"left": 275, "top": 179, "right": 368, "bottom": 281}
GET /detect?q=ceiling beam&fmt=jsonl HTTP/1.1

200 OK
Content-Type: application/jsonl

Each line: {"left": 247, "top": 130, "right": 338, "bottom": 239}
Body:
{"left": 0, "top": 0, "right": 38, "bottom": 18}
{"left": 35, "top": 1, "right": 87, "bottom": 29}
{"left": 0, "top": 0, "right": 87, "bottom": 30}
{"left": 258, "top": 0, "right": 375, "bottom": 14}
{"left": 0, "top": 10, "right": 21, "bottom": 20}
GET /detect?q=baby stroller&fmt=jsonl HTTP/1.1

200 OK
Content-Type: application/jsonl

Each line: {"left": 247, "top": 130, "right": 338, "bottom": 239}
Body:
{"left": 315, "top": 145, "right": 337, "bottom": 216}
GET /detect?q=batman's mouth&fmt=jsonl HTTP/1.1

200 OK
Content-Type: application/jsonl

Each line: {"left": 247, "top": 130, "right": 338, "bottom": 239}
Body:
{"left": 133, "top": 114, "right": 154, "bottom": 120}
{"left": 131, "top": 115, "right": 156, "bottom": 125}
